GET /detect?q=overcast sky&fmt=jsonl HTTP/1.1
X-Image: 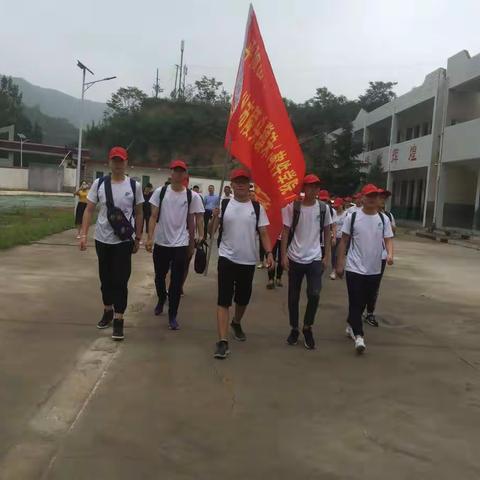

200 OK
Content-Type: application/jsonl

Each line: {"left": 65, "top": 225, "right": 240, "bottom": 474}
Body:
{"left": 2, "top": 0, "right": 480, "bottom": 104}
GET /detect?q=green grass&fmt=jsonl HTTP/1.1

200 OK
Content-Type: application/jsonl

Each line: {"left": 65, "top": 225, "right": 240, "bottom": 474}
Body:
{"left": 0, "top": 207, "right": 74, "bottom": 250}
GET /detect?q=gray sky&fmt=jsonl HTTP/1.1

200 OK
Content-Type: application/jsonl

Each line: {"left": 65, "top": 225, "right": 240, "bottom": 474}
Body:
{"left": 2, "top": 0, "right": 480, "bottom": 104}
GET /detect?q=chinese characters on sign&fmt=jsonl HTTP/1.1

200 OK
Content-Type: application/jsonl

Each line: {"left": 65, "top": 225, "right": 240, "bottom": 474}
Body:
{"left": 408, "top": 145, "right": 417, "bottom": 162}
{"left": 391, "top": 149, "right": 399, "bottom": 162}
{"left": 238, "top": 91, "right": 299, "bottom": 196}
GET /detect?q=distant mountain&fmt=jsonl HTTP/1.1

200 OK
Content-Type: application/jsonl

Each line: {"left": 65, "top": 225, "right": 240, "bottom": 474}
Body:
{"left": 10, "top": 76, "right": 107, "bottom": 128}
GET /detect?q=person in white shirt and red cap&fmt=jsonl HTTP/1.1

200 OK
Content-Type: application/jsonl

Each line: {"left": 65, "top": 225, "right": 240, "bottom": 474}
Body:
{"left": 146, "top": 159, "right": 205, "bottom": 331}
{"left": 281, "top": 174, "right": 333, "bottom": 350}
{"left": 336, "top": 184, "right": 394, "bottom": 354}
{"left": 211, "top": 168, "right": 273, "bottom": 359}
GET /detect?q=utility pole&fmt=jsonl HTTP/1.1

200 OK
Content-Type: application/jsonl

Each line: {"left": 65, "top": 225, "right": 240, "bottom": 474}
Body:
{"left": 183, "top": 65, "right": 188, "bottom": 93}
{"left": 174, "top": 64, "right": 179, "bottom": 98}
{"left": 178, "top": 40, "right": 185, "bottom": 99}
{"left": 153, "top": 68, "right": 163, "bottom": 98}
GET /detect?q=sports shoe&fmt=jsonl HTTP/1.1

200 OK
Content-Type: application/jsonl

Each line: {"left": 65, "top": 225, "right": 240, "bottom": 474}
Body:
{"left": 154, "top": 301, "right": 164, "bottom": 316}
{"left": 97, "top": 309, "right": 114, "bottom": 329}
{"left": 266, "top": 280, "right": 275, "bottom": 290}
{"left": 345, "top": 325, "right": 355, "bottom": 340}
{"left": 276, "top": 279, "right": 283, "bottom": 287}
{"left": 329, "top": 271, "right": 337, "bottom": 280}
{"left": 286, "top": 328, "right": 299, "bottom": 345}
{"left": 365, "top": 313, "right": 379, "bottom": 327}
{"left": 355, "top": 336, "right": 366, "bottom": 354}
{"left": 303, "top": 327, "right": 315, "bottom": 350}
{"left": 112, "top": 318, "right": 124, "bottom": 340}
{"left": 168, "top": 316, "right": 180, "bottom": 330}
{"left": 214, "top": 340, "right": 230, "bottom": 359}
{"left": 231, "top": 321, "right": 246, "bottom": 341}
{"left": 257, "top": 263, "right": 264, "bottom": 269}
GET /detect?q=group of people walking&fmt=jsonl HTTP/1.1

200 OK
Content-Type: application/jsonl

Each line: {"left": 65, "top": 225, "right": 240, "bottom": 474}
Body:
{"left": 79, "top": 146, "right": 395, "bottom": 358}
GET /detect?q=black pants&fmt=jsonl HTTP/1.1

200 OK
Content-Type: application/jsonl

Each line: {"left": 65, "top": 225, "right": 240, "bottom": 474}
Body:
{"left": 153, "top": 245, "right": 188, "bottom": 317}
{"left": 217, "top": 256, "right": 256, "bottom": 308}
{"left": 75, "top": 202, "right": 87, "bottom": 225}
{"left": 331, "top": 241, "right": 341, "bottom": 270}
{"left": 143, "top": 214, "right": 151, "bottom": 234}
{"left": 346, "top": 271, "right": 383, "bottom": 337}
{"left": 204, "top": 210, "right": 213, "bottom": 238}
{"left": 95, "top": 240, "right": 133, "bottom": 314}
{"left": 366, "top": 259, "right": 387, "bottom": 314}
{"left": 268, "top": 240, "right": 283, "bottom": 281}
{"left": 288, "top": 259, "right": 323, "bottom": 329}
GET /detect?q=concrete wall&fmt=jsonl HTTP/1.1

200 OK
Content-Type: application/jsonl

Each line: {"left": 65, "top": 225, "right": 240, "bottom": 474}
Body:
{"left": 0, "top": 167, "right": 28, "bottom": 190}
{"left": 447, "top": 50, "right": 480, "bottom": 89}
{"left": 63, "top": 168, "right": 76, "bottom": 188}
{"left": 390, "top": 134, "right": 433, "bottom": 171}
{"left": 443, "top": 117, "right": 480, "bottom": 163}
{"left": 446, "top": 90, "right": 480, "bottom": 126}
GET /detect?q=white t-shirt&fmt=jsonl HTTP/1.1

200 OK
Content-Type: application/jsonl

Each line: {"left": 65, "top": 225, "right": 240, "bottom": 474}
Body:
{"left": 282, "top": 201, "right": 333, "bottom": 264}
{"left": 87, "top": 177, "right": 144, "bottom": 245}
{"left": 219, "top": 198, "right": 269, "bottom": 265}
{"left": 334, "top": 210, "right": 348, "bottom": 239}
{"left": 150, "top": 186, "right": 205, "bottom": 247}
{"left": 342, "top": 210, "right": 394, "bottom": 275}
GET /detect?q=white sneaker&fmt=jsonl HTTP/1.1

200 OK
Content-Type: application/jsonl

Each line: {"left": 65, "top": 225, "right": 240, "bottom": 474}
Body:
{"left": 345, "top": 325, "right": 355, "bottom": 340}
{"left": 330, "top": 271, "right": 337, "bottom": 280}
{"left": 355, "top": 336, "right": 366, "bottom": 354}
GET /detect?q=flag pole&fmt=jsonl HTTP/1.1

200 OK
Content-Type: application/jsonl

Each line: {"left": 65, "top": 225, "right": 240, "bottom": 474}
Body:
{"left": 204, "top": 140, "right": 231, "bottom": 276}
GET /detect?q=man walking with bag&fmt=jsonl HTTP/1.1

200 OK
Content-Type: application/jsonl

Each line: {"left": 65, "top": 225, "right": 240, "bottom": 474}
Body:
{"left": 79, "top": 146, "right": 144, "bottom": 341}
{"left": 146, "top": 160, "right": 204, "bottom": 330}
{"left": 212, "top": 169, "right": 273, "bottom": 359}
{"left": 281, "top": 174, "right": 332, "bottom": 350}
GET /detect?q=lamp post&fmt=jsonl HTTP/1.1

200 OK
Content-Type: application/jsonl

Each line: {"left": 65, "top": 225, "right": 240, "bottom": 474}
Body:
{"left": 75, "top": 60, "right": 116, "bottom": 191}
{"left": 17, "top": 133, "right": 28, "bottom": 168}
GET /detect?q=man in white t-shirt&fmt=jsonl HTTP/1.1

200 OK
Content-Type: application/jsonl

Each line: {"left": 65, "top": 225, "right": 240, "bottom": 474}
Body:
{"left": 211, "top": 168, "right": 273, "bottom": 359}
{"left": 146, "top": 160, "right": 204, "bottom": 330}
{"left": 79, "top": 146, "right": 144, "bottom": 341}
{"left": 336, "top": 183, "right": 394, "bottom": 354}
{"left": 363, "top": 188, "right": 397, "bottom": 327}
{"left": 221, "top": 184, "right": 232, "bottom": 200}
{"left": 346, "top": 193, "right": 363, "bottom": 215}
{"left": 330, "top": 197, "right": 348, "bottom": 280}
{"left": 281, "top": 174, "right": 332, "bottom": 350}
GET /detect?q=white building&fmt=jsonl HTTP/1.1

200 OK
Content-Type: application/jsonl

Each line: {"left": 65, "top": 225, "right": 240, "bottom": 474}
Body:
{"left": 352, "top": 49, "right": 480, "bottom": 232}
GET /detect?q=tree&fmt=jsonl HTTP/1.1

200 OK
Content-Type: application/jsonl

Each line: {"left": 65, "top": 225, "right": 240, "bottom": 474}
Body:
{"left": 366, "top": 154, "right": 386, "bottom": 187}
{"left": 193, "top": 76, "right": 228, "bottom": 105}
{"left": 106, "top": 87, "right": 148, "bottom": 116}
{"left": 358, "top": 81, "right": 397, "bottom": 112}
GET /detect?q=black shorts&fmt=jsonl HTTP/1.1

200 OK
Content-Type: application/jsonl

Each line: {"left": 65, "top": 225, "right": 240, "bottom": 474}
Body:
{"left": 217, "top": 256, "right": 256, "bottom": 308}
{"left": 75, "top": 202, "right": 87, "bottom": 225}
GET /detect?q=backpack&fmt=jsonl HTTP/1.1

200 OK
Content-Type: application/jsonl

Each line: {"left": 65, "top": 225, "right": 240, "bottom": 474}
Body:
{"left": 349, "top": 211, "right": 385, "bottom": 251}
{"left": 194, "top": 242, "right": 207, "bottom": 274}
{"left": 156, "top": 186, "right": 192, "bottom": 229}
{"left": 97, "top": 175, "right": 137, "bottom": 241}
{"left": 287, "top": 200, "right": 327, "bottom": 247}
{"left": 217, "top": 198, "right": 261, "bottom": 247}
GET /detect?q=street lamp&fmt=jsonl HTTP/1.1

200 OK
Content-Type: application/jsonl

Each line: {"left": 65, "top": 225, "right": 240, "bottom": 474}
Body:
{"left": 17, "top": 133, "right": 28, "bottom": 168}
{"left": 75, "top": 60, "right": 116, "bottom": 191}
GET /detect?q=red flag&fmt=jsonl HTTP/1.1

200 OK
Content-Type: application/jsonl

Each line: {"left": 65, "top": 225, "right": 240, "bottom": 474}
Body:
{"left": 225, "top": 5, "right": 306, "bottom": 242}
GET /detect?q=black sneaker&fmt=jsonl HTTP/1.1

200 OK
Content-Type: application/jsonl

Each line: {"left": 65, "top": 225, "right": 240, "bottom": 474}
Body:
{"left": 365, "top": 314, "right": 379, "bottom": 327}
{"left": 154, "top": 301, "right": 164, "bottom": 316}
{"left": 112, "top": 318, "right": 124, "bottom": 341}
{"left": 286, "top": 328, "right": 299, "bottom": 345}
{"left": 97, "top": 309, "right": 114, "bottom": 329}
{"left": 231, "top": 321, "right": 246, "bottom": 342}
{"left": 303, "top": 327, "right": 315, "bottom": 350}
{"left": 214, "top": 340, "right": 230, "bottom": 359}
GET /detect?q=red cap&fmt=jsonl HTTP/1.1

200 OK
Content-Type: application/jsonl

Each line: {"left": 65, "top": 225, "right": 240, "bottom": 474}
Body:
{"left": 170, "top": 159, "right": 188, "bottom": 170}
{"left": 379, "top": 188, "right": 392, "bottom": 198}
{"left": 303, "top": 174, "right": 322, "bottom": 185}
{"left": 318, "top": 189, "right": 330, "bottom": 201}
{"left": 230, "top": 168, "right": 251, "bottom": 181}
{"left": 333, "top": 198, "right": 344, "bottom": 208}
{"left": 361, "top": 184, "right": 383, "bottom": 196}
{"left": 109, "top": 146, "right": 128, "bottom": 161}
{"left": 353, "top": 192, "right": 362, "bottom": 200}
{"left": 344, "top": 196, "right": 353, "bottom": 203}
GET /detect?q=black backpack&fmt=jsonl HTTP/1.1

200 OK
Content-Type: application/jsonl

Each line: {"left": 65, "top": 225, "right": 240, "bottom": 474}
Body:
{"left": 348, "top": 211, "right": 385, "bottom": 251}
{"left": 156, "top": 186, "right": 192, "bottom": 228}
{"left": 217, "top": 199, "right": 261, "bottom": 247}
{"left": 98, "top": 175, "right": 137, "bottom": 241}
{"left": 194, "top": 242, "right": 207, "bottom": 274}
{"left": 287, "top": 200, "right": 327, "bottom": 247}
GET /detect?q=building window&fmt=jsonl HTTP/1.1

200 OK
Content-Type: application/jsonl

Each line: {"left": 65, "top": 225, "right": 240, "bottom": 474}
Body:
{"left": 397, "top": 130, "right": 401, "bottom": 143}
{"left": 406, "top": 128, "right": 413, "bottom": 141}
{"left": 414, "top": 125, "right": 421, "bottom": 138}
{"left": 95, "top": 171, "right": 103, "bottom": 179}
{"left": 422, "top": 122, "right": 430, "bottom": 136}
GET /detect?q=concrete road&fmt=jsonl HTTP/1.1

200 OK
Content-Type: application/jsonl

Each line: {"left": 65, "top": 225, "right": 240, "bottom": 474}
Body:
{"left": 0, "top": 231, "right": 479, "bottom": 479}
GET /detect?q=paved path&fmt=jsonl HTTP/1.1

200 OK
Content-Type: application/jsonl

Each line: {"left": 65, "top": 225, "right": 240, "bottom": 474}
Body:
{"left": 0, "top": 230, "right": 479, "bottom": 479}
